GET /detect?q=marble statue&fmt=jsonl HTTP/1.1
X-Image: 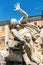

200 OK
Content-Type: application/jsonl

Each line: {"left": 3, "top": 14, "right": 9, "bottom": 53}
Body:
{"left": 0, "top": 2, "right": 43, "bottom": 65}
{"left": 8, "top": 3, "right": 43, "bottom": 65}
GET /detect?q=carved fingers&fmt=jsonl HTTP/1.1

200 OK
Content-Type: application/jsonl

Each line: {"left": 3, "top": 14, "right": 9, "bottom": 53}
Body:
{"left": 14, "top": 2, "right": 20, "bottom": 11}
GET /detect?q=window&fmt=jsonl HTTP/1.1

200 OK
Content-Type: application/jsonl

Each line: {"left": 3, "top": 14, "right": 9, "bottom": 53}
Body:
{"left": 0, "top": 37, "right": 5, "bottom": 45}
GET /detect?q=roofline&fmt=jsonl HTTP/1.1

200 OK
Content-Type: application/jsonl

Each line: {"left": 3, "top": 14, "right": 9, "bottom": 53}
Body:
{"left": 0, "top": 20, "right": 10, "bottom": 26}
{"left": 28, "top": 15, "right": 43, "bottom": 21}
{"left": 0, "top": 15, "right": 43, "bottom": 26}
{"left": 28, "top": 15, "right": 41, "bottom": 18}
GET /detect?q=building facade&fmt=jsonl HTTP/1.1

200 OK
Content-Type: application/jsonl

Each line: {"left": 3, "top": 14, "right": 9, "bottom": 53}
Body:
{"left": 0, "top": 15, "right": 43, "bottom": 49}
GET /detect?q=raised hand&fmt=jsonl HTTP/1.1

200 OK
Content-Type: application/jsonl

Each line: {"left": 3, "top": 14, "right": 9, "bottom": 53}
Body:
{"left": 14, "top": 2, "right": 20, "bottom": 11}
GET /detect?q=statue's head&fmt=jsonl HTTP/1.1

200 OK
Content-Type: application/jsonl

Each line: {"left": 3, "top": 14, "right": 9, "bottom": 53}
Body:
{"left": 10, "top": 18, "right": 17, "bottom": 26}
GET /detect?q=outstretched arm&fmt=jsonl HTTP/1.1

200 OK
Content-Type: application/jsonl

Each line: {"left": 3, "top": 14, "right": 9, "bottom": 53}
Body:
{"left": 14, "top": 3, "right": 28, "bottom": 17}
{"left": 14, "top": 3, "right": 28, "bottom": 23}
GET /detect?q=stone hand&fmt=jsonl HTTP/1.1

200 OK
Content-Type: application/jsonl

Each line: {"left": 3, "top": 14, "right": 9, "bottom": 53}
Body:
{"left": 14, "top": 3, "right": 20, "bottom": 11}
